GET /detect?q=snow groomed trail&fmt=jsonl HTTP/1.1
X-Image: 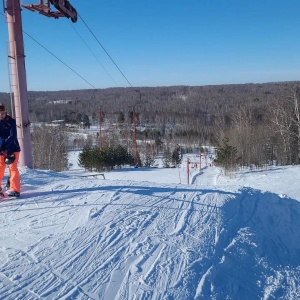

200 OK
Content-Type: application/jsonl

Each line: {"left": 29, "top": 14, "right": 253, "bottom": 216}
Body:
{"left": 0, "top": 166, "right": 299, "bottom": 299}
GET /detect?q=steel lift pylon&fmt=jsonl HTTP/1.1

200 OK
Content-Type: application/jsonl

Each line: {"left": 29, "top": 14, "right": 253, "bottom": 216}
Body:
{"left": 4, "top": 0, "right": 77, "bottom": 168}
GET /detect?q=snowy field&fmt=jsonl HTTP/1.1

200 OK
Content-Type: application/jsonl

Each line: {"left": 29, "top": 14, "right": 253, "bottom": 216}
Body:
{"left": 0, "top": 151, "right": 299, "bottom": 299}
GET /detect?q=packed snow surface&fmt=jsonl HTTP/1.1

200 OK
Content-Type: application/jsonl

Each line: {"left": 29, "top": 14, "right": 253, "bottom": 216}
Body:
{"left": 0, "top": 153, "right": 299, "bottom": 299}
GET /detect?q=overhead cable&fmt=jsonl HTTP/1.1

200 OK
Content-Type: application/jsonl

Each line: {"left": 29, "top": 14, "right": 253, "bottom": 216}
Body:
{"left": 78, "top": 13, "right": 133, "bottom": 88}
{"left": 69, "top": 22, "right": 119, "bottom": 87}
{"left": 0, "top": 10, "right": 97, "bottom": 89}
{"left": 22, "top": 31, "right": 97, "bottom": 89}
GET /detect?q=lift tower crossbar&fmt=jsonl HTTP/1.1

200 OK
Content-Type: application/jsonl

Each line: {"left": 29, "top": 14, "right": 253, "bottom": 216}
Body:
{"left": 22, "top": 0, "right": 77, "bottom": 22}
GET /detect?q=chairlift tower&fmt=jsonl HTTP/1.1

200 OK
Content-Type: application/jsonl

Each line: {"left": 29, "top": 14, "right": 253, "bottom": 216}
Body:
{"left": 4, "top": 0, "right": 77, "bottom": 168}
{"left": 6, "top": 0, "right": 32, "bottom": 167}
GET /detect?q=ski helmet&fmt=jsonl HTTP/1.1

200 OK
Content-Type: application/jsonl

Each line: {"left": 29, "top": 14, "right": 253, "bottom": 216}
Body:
{"left": 5, "top": 154, "right": 15, "bottom": 165}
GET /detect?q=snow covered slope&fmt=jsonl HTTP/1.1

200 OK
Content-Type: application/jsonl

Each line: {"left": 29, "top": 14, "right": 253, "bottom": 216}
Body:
{"left": 0, "top": 160, "right": 299, "bottom": 299}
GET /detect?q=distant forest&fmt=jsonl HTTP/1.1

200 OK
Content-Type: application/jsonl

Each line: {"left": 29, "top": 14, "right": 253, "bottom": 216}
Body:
{"left": 1, "top": 81, "right": 300, "bottom": 168}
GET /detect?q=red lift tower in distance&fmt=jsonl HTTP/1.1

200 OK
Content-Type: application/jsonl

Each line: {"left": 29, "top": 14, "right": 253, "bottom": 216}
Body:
{"left": 4, "top": 0, "right": 77, "bottom": 168}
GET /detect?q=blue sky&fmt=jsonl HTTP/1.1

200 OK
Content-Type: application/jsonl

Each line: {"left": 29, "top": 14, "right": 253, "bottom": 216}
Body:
{"left": 1, "top": 0, "right": 300, "bottom": 91}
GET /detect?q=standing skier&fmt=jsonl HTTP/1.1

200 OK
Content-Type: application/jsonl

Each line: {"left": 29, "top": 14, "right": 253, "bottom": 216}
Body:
{"left": 0, "top": 103, "right": 21, "bottom": 197}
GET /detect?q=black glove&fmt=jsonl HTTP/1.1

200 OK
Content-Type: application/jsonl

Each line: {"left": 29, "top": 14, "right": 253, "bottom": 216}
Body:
{"left": 5, "top": 154, "right": 15, "bottom": 165}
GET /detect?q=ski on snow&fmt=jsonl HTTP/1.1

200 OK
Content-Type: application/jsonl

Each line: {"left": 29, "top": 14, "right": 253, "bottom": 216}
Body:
{"left": 0, "top": 191, "right": 20, "bottom": 200}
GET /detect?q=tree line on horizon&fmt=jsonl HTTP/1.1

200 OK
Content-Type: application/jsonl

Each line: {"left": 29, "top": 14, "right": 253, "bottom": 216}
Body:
{"left": 1, "top": 81, "right": 299, "bottom": 172}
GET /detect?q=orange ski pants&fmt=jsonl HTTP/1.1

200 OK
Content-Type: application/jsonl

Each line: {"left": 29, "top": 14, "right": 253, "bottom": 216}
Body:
{"left": 0, "top": 152, "right": 20, "bottom": 193}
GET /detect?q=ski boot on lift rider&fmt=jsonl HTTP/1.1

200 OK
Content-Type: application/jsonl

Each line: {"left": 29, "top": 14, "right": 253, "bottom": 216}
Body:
{"left": 0, "top": 103, "right": 21, "bottom": 197}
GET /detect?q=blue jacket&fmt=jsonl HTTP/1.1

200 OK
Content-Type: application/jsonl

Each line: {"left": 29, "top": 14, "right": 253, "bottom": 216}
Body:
{"left": 0, "top": 114, "right": 21, "bottom": 155}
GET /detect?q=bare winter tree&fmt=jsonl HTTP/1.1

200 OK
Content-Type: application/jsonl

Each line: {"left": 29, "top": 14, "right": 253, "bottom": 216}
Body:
{"left": 32, "top": 124, "right": 68, "bottom": 171}
{"left": 268, "top": 97, "right": 296, "bottom": 165}
{"left": 231, "top": 107, "right": 257, "bottom": 166}
{"left": 212, "top": 111, "right": 230, "bottom": 145}
{"left": 294, "top": 87, "right": 300, "bottom": 164}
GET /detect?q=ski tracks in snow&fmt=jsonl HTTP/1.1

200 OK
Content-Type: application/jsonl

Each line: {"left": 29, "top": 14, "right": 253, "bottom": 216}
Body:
{"left": 1, "top": 171, "right": 299, "bottom": 299}
{"left": 0, "top": 176, "right": 229, "bottom": 299}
